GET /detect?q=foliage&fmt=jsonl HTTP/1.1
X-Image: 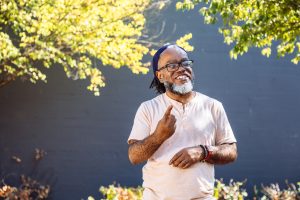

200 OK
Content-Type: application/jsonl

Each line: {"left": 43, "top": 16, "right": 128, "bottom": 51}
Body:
{"left": 0, "top": 148, "right": 50, "bottom": 199}
{"left": 91, "top": 180, "right": 300, "bottom": 200}
{"left": 88, "top": 184, "right": 143, "bottom": 200}
{"left": 176, "top": 0, "right": 300, "bottom": 64}
{"left": 260, "top": 181, "right": 300, "bottom": 200}
{"left": 91, "top": 179, "right": 248, "bottom": 200}
{"left": 0, "top": 0, "right": 193, "bottom": 95}
{"left": 214, "top": 179, "right": 247, "bottom": 200}
{"left": 0, "top": 175, "right": 50, "bottom": 200}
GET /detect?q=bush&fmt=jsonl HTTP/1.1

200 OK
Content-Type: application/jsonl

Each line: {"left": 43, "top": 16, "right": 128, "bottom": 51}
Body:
{"left": 214, "top": 179, "right": 247, "bottom": 200}
{"left": 260, "top": 182, "right": 300, "bottom": 200}
{"left": 0, "top": 175, "right": 50, "bottom": 200}
{"left": 89, "top": 180, "right": 300, "bottom": 200}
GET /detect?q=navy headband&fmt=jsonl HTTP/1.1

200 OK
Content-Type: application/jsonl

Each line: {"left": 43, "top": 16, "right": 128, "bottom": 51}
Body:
{"left": 152, "top": 44, "right": 187, "bottom": 79}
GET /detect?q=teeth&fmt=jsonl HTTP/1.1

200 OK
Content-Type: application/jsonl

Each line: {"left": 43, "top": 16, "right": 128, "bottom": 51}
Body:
{"left": 176, "top": 75, "right": 188, "bottom": 80}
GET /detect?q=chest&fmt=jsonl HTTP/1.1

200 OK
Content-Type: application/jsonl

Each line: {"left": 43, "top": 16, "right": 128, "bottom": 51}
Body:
{"left": 150, "top": 105, "right": 217, "bottom": 145}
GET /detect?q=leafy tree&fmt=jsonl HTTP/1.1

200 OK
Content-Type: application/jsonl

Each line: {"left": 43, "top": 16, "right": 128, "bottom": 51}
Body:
{"left": 176, "top": 0, "right": 300, "bottom": 64}
{"left": 0, "top": 0, "right": 193, "bottom": 95}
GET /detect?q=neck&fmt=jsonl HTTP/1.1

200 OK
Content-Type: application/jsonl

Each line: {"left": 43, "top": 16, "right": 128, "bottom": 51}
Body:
{"left": 165, "top": 90, "right": 195, "bottom": 104}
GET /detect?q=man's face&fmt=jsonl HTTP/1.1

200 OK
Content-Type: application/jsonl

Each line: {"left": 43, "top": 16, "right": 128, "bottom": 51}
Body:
{"left": 156, "top": 46, "right": 194, "bottom": 95}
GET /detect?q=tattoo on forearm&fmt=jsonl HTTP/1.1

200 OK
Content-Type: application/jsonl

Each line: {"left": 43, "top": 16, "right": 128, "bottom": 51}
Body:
{"left": 128, "top": 134, "right": 163, "bottom": 164}
{"left": 205, "top": 143, "right": 237, "bottom": 165}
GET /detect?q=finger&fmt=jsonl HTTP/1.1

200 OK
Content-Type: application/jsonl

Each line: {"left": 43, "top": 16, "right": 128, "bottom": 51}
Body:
{"left": 177, "top": 159, "right": 189, "bottom": 168}
{"left": 172, "top": 155, "right": 185, "bottom": 167}
{"left": 182, "top": 162, "right": 191, "bottom": 169}
{"left": 169, "top": 115, "right": 176, "bottom": 124}
{"left": 164, "top": 105, "right": 173, "bottom": 118}
{"left": 169, "top": 151, "right": 183, "bottom": 165}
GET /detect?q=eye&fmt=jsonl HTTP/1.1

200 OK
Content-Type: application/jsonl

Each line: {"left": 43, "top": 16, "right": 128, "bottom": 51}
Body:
{"left": 166, "top": 63, "right": 179, "bottom": 69}
{"left": 181, "top": 60, "right": 193, "bottom": 67}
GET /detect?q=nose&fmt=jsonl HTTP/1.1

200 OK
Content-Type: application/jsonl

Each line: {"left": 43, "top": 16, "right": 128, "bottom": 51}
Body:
{"left": 177, "top": 64, "right": 189, "bottom": 72}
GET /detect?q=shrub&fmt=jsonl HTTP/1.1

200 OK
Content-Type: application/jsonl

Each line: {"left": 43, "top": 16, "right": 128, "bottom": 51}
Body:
{"left": 213, "top": 179, "right": 248, "bottom": 200}
{"left": 260, "top": 182, "right": 300, "bottom": 200}
{"left": 91, "top": 180, "right": 300, "bottom": 200}
{"left": 0, "top": 175, "right": 50, "bottom": 200}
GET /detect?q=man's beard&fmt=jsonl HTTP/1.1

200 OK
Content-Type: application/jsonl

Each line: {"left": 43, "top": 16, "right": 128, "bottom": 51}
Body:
{"left": 163, "top": 79, "right": 194, "bottom": 95}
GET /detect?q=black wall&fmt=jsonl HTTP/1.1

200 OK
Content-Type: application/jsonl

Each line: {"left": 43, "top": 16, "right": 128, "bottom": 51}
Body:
{"left": 1, "top": 3, "right": 300, "bottom": 199}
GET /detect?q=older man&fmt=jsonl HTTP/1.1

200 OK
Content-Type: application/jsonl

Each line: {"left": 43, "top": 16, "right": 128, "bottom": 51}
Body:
{"left": 128, "top": 44, "right": 237, "bottom": 200}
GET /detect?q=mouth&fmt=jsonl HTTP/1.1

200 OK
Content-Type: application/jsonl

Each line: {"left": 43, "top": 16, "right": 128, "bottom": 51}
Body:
{"left": 175, "top": 74, "right": 190, "bottom": 81}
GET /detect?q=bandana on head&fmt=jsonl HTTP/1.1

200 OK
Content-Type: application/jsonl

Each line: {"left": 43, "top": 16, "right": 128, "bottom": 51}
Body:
{"left": 152, "top": 44, "right": 187, "bottom": 80}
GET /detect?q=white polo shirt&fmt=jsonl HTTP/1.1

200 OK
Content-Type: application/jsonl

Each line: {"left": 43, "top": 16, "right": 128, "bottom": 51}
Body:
{"left": 128, "top": 92, "right": 236, "bottom": 200}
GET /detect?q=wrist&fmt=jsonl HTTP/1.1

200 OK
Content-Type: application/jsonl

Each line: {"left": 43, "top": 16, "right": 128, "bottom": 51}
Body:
{"left": 198, "top": 145, "right": 213, "bottom": 162}
{"left": 153, "top": 131, "right": 167, "bottom": 144}
{"left": 198, "top": 145, "right": 206, "bottom": 162}
{"left": 204, "top": 145, "right": 213, "bottom": 161}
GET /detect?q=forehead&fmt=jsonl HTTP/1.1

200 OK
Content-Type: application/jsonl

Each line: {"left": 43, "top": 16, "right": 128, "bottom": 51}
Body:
{"left": 158, "top": 46, "right": 188, "bottom": 66}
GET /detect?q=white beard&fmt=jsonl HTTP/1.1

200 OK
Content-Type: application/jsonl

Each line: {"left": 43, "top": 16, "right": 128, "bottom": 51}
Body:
{"left": 164, "top": 80, "right": 193, "bottom": 95}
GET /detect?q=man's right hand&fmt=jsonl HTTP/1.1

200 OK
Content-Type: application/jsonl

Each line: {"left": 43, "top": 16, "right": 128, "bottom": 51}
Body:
{"left": 128, "top": 105, "right": 176, "bottom": 164}
{"left": 154, "top": 105, "right": 176, "bottom": 142}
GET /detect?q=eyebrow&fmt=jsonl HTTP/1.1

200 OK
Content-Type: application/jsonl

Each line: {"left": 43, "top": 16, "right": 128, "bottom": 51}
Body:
{"left": 166, "top": 58, "right": 189, "bottom": 64}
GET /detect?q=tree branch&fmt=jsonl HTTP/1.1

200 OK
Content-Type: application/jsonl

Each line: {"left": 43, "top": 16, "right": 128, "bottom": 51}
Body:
{"left": 0, "top": 74, "right": 16, "bottom": 88}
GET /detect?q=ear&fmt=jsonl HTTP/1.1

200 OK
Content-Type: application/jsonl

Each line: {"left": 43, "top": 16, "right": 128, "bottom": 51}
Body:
{"left": 156, "top": 71, "right": 164, "bottom": 83}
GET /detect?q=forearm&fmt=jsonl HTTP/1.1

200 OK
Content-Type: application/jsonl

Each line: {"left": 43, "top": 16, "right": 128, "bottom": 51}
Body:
{"left": 205, "top": 143, "right": 237, "bottom": 165}
{"left": 128, "top": 133, "right": 165, "bottom": 165}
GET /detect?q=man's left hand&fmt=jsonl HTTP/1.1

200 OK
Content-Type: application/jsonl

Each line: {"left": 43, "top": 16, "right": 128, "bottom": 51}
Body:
{"left": 169, "top": 146, "right": 203, "bottom": 169}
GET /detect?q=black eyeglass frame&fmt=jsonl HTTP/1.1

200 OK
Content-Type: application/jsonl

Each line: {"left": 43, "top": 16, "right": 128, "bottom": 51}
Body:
{"left": 157, "top": 60, "right": 194, "bottom": 72}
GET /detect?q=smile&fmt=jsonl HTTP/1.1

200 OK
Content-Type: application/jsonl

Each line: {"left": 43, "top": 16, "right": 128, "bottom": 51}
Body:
{"left": 175, "top": 75, "right": 189, "bottom": 80}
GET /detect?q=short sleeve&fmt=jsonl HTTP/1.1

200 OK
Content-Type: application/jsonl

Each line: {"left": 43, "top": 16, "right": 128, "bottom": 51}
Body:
{"left": 214, "top": 102, "right": 237, "bottom": 145}
{"left": 127, "top": 103, "right": 151, "bottom": 143}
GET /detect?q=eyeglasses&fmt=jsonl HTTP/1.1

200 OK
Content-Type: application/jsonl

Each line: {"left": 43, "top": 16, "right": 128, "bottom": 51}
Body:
{"left": 157, "top": 60, "right": 194, "bottom": 72}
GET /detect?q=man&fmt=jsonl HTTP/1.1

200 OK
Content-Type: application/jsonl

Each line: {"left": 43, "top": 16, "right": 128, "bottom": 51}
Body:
{"left": 128, "top": 44, "right": 237, "bottom": 200}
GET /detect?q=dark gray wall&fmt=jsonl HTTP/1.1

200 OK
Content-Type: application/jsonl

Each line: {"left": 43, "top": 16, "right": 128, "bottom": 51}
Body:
{"left": 1, "top": 3, "right": 300, "bottom": 199}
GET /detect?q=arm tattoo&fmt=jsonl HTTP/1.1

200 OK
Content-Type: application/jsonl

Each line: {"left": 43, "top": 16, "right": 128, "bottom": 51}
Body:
{"left": 205, "top": 143, "right": 237, "bottom": 165}
{"left": 128, "top": 133, "right": 164, "bottom": 164}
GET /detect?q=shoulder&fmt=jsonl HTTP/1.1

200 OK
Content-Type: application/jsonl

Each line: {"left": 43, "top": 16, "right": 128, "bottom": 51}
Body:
{"left": 194, "top": 92, "right": 228, "bottom": 122}
{"left": 137, "top": 94, "right": 165, "bottom": 113}
{"left": 194, "top": 91, "right": 223, "bottom": 108}
{"left": 140, "top": 94, "right": 164, "bottom": 109}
